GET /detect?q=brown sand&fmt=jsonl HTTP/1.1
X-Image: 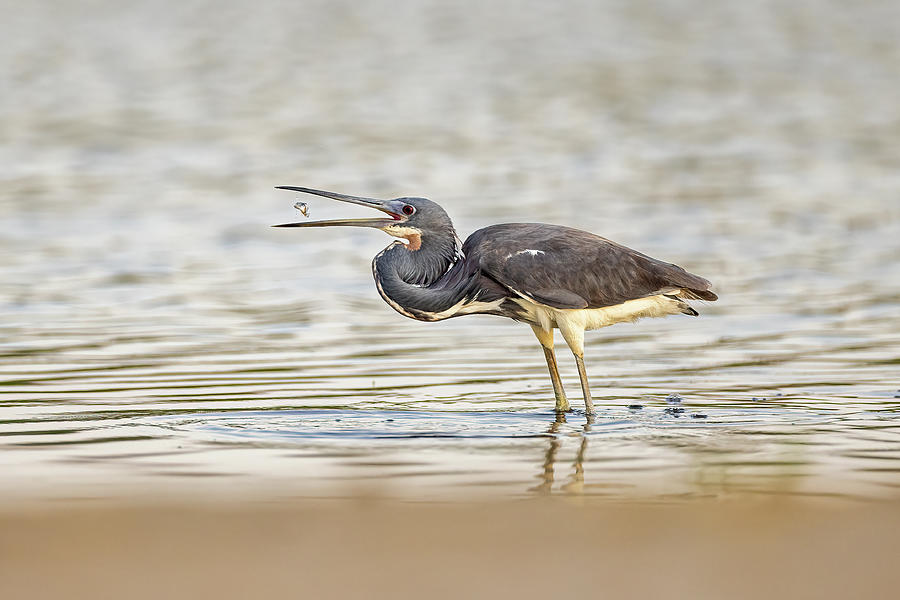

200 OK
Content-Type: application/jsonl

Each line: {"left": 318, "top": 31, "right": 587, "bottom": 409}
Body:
{"left": 1, "top": 499, "right": 898, "bottom": 600}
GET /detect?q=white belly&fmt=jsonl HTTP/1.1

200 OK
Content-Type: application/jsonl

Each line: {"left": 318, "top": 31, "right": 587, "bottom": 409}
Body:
{"left": 511, "top": 294, "right": 686, "bottom": 332}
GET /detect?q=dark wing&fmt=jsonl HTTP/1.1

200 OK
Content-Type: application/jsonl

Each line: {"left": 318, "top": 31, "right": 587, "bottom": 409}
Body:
{"left": 463, "top": 223, "right": 717, "bottom": 310}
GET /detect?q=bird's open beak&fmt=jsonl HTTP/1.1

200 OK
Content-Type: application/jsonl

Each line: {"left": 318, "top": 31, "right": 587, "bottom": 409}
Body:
{"left": 271, "top": 186, "right": 404, "bottom": 228}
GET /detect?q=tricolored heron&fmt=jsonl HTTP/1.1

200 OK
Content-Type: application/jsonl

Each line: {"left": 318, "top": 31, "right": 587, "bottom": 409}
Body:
{"left": 274, "top": 186, "right": 717, "bottom": 415}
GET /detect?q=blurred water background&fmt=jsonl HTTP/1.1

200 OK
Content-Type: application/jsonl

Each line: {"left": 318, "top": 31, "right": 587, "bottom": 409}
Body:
{"left": 1, "top": 0, "right": 899, "bottom": 503}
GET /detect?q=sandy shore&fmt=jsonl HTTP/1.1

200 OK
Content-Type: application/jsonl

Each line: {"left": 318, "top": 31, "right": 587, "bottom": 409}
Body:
{"left": 2, "top": 498, "right": 898, "bottom": 599}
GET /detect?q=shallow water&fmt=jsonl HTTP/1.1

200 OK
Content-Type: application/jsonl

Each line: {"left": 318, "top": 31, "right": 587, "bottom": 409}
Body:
{"left": 2, "top": 0, "right": 899, "bottom": 502}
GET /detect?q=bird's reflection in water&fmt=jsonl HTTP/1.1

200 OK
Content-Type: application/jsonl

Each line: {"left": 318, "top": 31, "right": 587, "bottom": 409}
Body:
{"left": 530, "top": 413, "right": 594, "bottom": 496}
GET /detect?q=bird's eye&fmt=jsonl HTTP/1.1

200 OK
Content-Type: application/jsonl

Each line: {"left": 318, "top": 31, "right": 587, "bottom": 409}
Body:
{"left": 402, "top": 205, "right": 415, "bottom": 216}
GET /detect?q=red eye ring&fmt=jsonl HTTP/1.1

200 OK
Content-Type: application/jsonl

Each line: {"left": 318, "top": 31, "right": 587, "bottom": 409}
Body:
{"left": 402, "top": 205, "right": 415, "bottom": 216}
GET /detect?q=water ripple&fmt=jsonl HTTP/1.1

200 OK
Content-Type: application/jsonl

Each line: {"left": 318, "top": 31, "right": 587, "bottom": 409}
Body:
{"left": 2, "top": 0, "right": 900, "bottom": 502}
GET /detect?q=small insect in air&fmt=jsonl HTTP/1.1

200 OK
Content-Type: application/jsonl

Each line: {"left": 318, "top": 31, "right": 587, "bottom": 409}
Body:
{"left": 294, "top": 201, "right": 309, "bottom": 217}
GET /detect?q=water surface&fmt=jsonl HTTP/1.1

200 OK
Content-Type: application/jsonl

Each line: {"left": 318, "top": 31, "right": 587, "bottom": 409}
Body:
{"left": 2, "top": 0, "right": 899, "bottom": 502}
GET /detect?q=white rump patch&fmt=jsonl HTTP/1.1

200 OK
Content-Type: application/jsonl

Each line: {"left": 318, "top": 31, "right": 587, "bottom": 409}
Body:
{"left": 511, "top": 294, "right": 687, "bottom": 335}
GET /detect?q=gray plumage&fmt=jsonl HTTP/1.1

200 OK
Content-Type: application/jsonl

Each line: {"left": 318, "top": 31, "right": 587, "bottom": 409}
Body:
{"left": 466, "top": 223, "right": 716, "bottom": 308}
{"left": 274, "top": 187, "right": 718, "bottom": 415}
{"left": 369, "top": 200, "right": 716, "bottom": 322}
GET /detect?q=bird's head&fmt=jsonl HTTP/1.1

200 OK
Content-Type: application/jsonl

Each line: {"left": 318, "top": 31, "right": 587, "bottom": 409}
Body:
{"left": 272, "top": 186, "right": 455, "bottom": 251}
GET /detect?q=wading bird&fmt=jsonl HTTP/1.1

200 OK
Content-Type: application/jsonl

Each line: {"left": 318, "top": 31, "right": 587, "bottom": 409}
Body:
{"left": 274, "top": 187, "right": 717, "bottom": 414}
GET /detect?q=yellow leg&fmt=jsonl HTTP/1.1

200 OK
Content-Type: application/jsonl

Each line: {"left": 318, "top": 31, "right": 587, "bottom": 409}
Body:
{"left": 531, "top": 325, "right": 569, "bottom": 412}
{"left": 557, "top": 320, "right": 595, "bottom": 415}
{"left": 573, "top": 355, "right": 595, "bottom": 415}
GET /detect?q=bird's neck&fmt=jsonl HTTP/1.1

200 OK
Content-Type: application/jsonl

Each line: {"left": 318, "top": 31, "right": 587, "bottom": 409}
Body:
{"left": 372, "top": 229, "right": 476, "bottom": 321}
{"left": 382, "top": 228, "right": 460, "bottom": 285}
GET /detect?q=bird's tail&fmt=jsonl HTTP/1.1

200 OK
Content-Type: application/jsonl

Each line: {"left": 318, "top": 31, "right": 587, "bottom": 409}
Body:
{"left": 678, "top": 288, "right": 718, "bottom": 302}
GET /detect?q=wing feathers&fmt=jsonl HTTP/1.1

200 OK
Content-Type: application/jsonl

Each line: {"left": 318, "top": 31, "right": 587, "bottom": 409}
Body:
{"left": 527, "top": 288, "right": 589, "bottom": 309}
{"left": 464, "top": 223, "right": 717, "bottom": 310}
